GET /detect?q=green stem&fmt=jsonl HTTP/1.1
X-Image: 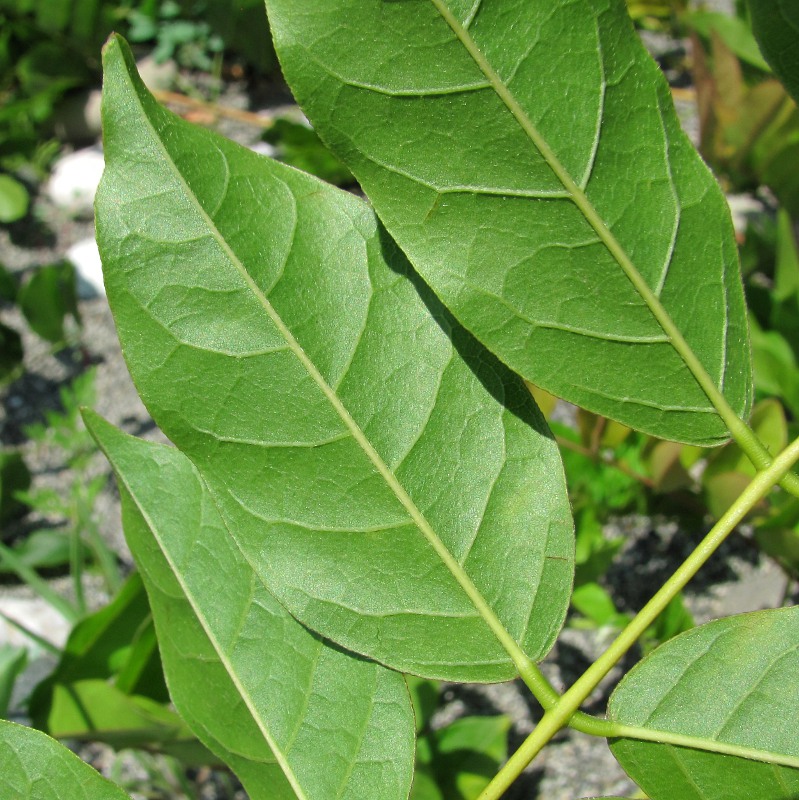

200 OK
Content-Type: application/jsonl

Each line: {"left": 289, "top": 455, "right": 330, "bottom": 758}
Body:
{"left": 480, "top": 434, "right": 799, "bottom": 799}
{"left": 430, "top": 0, "right": 799, "bottom": 498}
{"left": 0, "top": 542, "right": 80, "bottom": 624}
{"left": 70, "top": 521, "right": 86, "bottom": 617}
{"left": 597, "top": 720, "right": 799, "bottom": 770}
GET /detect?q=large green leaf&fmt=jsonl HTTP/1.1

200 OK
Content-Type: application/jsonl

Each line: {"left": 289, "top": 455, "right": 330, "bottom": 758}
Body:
{"left": 96, "top": 35, "right": 573, "bottom": 681}
{"left": 86, "top": 412, "right": 414, "bottom": 800}
{"left": 264, "top": 0, "right": 751, "bottom": 446}
{"left": 608, "top": 608, "right": 799, "bottom": 799}
{"left": 748, "top": 0, "right": 799, "bottom": 105}
{"left": 0, "top": 719, "right": 131, "bottom": 799}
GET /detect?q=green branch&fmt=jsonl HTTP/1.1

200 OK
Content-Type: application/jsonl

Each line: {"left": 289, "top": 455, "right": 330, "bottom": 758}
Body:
{"left": 479, "top": 434, "right": 799, "bottom": 800}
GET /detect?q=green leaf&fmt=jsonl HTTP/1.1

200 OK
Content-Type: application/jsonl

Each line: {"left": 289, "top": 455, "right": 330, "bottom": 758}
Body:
{"left": 29, "top": 573, "right": 168, "bottom": 731}
{"left": 747, "top": 316, "right": 799, "bottom": 414}
{"left": 0, "top": 449, "right": 31, "bottom": 524}
{"left": 85, "top": 411, "right": 415, "bottom": 800}
{"left": 263, "top": 118, "right": 354, "bottom": 186}
{"left": 0, "top": 643, "right": 27, "bottom": 718}
{"left": 410, "top": 767, "right": 445, "bottom": 800}
{"left": 0, "top": 719, "right": 132, "bottom": 799}
{"left": 407, "top": 676, "right": 440, "bottom": 734}
{"left": 264, "top": 0, "right": 752, "bottom": 446}
{"left": 18, "top": 261, "right": 79, "bottom": 344}
{"left": 571, "top": 582, "right": 629, "bottom": 629}
{"left": 96, "top": 35, "right": 573, "bottom": 681}
{"left": 704, "top": 398, "right": 787, "bottom": 481}
{"left": 0, "top": 263, "right": 17, "bottom": 302}
{"left": 608, "top": 608, "right": 799, "bottom": 799}
{"left": 748, "top": 0, "right": 799, "bottom": 105}
{"left": 44, "top": 678, "right": 211, "bottom": 760}
{"left": 0, "top": 174, "right": 29, "bottom": 222}
{"left": 773, "top": 209, "right": 799, "bottom": 304}
{"left": 0, "top": 321, "right": 23, "bottom": 383}
{"left": 0, "top": 529, "right": 88, "bottom": 574}
{"left": 685, "top": 11, "right": 770, "bottom": 72}
{"left": 429, "top": 715, "right": 510, "bottom": 800}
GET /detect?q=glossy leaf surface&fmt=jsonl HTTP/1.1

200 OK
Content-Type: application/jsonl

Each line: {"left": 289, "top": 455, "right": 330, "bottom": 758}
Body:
{"left": 609, "top": 608, "right": 799, "bottom": 799}
{"left": 265, "top": 0, "right": 752, "bottom": 445}
{"left": 86, "top": 412, "right": 415, "bottom": 800}
{"left": 0, "top": 719, "right": 131, "bottom": 800}
{"left": 96, "top": 35, "right": 574, "bottom": 681}
{"left": 748, "top": 0, "right": 799, "bottom": 105}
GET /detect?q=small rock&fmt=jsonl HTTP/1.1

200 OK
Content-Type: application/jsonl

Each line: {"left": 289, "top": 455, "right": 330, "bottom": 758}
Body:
{"left": 136, "top": 55, "right": 178, "bottom": 93}
{"left": 67, "top": 237, "right": 105, "bottom": 299}
{"left": 727, "top": 193, "right": 767, "bottom": 236}
{"left": 46, "top": 146, "right": 105, "bottom": 218}
{"left": 249, "top": 141, "right": 278, "bottom": 158}
{"left": 0, "top": 597, "right": 71, "bottom": 650}
{"left": 49, "top": 88, "right": 103, "bottom": 144}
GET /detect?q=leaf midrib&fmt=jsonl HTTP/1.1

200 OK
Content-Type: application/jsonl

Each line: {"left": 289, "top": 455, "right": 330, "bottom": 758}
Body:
{"left": 114, "top": 39, "right": 546, "bottom": 694}
{"left": 429, "top": 0, "right": 741, "bottom": 432}
{"left": 110, "top": 462, "right": 310, "bottom": 800}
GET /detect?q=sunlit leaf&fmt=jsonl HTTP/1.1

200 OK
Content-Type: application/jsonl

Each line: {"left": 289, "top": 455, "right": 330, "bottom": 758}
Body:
{"left": 0, "top": 719, "right": 131, "bottom": 799}
{"left": 0, "top": 174, "right": 29, "bottom": 223}
{"left": 609, "top": 608, "right": 799, "bottom": 799}
{"left": 86, "top": 412, "right": 415, "bottom": 800}
{"left": 265, "top": 0, "right": 752, "bottom": 445}
{"left": 96, "top": 35, "right": 574, "bottom": 681}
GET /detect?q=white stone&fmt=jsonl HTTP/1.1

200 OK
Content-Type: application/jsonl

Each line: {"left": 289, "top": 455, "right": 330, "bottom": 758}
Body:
{"left": 0, "top": 597, "right": 71, "bottom": 650}
{"left": 249, "top": 141, "right": 278, "bottom": 158}
{"left": 67, "top": 237, "right": 105, "bottom": 299}
{"left": 46, "top": 146, "right": 105, "bottom": 217}
{"left": 727, "top": 193, "right": 766, "bottom": 236}
{"left": 136, "top": 56, "right": 177, "bottom": 93}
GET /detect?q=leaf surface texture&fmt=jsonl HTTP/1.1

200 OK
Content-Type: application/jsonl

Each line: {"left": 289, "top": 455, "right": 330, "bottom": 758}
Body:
{"left": 86, "top": 414, "right": 414, "bottom": 800}
{"left": 265, "top": 0, "right": 752, "bottom": 445}
{"left": 0, "top": 719, "right": 131, "bottom": 800}
{"left": 96, "top": 36, "right": 574, "bottom": 681}
{"left": 609, "top": 608, "right": 799, "bottom": 799}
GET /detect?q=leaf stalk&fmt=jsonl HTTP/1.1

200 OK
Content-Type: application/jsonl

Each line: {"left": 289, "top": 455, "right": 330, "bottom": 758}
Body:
{"left": 480, "top": 433, "right": 799, "bottom": 799}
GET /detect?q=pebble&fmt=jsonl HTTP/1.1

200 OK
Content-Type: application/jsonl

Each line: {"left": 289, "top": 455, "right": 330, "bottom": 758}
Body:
{"left": 66, "top": 237, "right": 105, "bottom": 298}
{"left": 0, "top": 596, "right": 71, "bottom": 650}
{"left": 45, "top": 146, "right": 105, "bottom": 218}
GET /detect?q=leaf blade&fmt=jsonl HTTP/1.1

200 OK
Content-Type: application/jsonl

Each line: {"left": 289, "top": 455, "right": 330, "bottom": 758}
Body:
{"left": 0, "top": 719, "right": 131, "bottom": 800}
{"left": 86, "top": 412, "right": 416, "bottom": 800}
{"left": 748, "top": 0, "right": 799, "bottom": 105}
{"left": 264, "top": 0, "right": 752, "bottom": 445}
{"left": 608, "top": 608, "right": 799, "bottom": 799}
{"left": 96, "top": 35, "right": 574, "bottom": 681}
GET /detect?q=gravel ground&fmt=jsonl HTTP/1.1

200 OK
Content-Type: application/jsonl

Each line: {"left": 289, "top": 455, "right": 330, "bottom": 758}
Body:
{"left": 1, "top": 18, "right": 793, "bottom": 800}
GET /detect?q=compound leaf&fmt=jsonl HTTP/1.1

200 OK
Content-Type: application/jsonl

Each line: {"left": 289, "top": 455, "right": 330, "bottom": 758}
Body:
{"left": 265, "top": 0, "right": 752, "bottom": 446}
{"left": 608, "top": 608, "right": 799, "bottom": 799}
{"left": 86, "top": 413, "right": 414, "bottom": 800}
{"left": 96, "top": 35, "right": 573, "bottom": 683}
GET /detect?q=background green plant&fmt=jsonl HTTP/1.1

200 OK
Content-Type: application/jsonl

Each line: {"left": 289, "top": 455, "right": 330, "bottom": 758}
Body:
{"left": 3, "top": 2, "right": 799, "bottom": 799}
